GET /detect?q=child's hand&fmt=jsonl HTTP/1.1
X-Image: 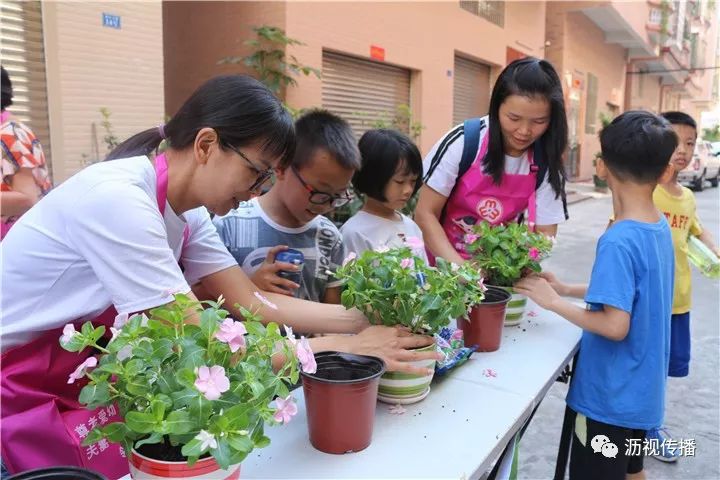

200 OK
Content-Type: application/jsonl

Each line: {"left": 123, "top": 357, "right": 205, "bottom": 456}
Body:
{"left": 537, "top": 271, "right": 567, "bottom": 296}
{"left": 251, "top": 245, "right": 300, "bottom": 296}
{"left": 514, "top": 275, "right": 561, "bottom": 311}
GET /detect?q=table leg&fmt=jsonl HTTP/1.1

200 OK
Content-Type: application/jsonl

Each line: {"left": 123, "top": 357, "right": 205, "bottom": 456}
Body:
{"left": 553, "top": 351, "right": 578, "bottom": 480}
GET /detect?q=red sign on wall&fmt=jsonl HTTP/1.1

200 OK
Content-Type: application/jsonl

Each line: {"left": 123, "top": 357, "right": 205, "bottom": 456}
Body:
{"left": 370, "top": 45, "right": 385, "bottom": 61}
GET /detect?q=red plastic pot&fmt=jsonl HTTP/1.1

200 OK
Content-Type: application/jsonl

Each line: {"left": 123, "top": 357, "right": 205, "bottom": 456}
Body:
{"left": 301, "top": 352, "right": 385, "bottom": 454}
{"left": 457, "top": 286, "right": 512, "bottom": 352}
{"left": 129, "top": 449, "right": 240, "bottom": 479}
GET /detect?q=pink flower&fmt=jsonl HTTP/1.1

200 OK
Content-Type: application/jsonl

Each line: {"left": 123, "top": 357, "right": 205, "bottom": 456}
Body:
{"left": 67, "top": 357, "right": 98, "bottom": 384}
{"left": 450, "top": 263, "right": 460, "bottom": 272}
{"left": 296, "top": 336, "right": 317, "bottom": 374}
{"left": 254, "top": 291, "right": 278, "bottom": 310}
{"left": 272, "top": 395, "right": 298, "bottom": 424}
{"left": 404, "top": 236, "right": 424, "bottom": 251}
{"left": 194, "top": 365, "right": 230, "bottom": 401}
{"left": 214, "top": 319, "right": 247, "bottom": 353}
{"left": 464, "top": 233, "right": 479, "bottom": 244}
{"left": 477, "top": 278, "right": 488, "bottom": 292}
{"left": 482, "top": 368, "right": 498, "bottom": 378}
{"left": 284, "top": 325, "right": 297, "bottom": 346}
{"left": 60, "top": 324, "right": 78, "bottom": 345}
{"left": 342, "top": 252, "right": 357, "bottom": 266}
{"left": 389, "top": 404, "right": 407, "bottom": 415}
{"left": 529, "top": 247, "right": 540, "bottom": 260}
{"left": 374, "top": 245, "right": 390, "bottom": 253}
{"left": 400, "top": 257, "right": 415, "bottom": 269}
{"left": 527, "top": 310, "right": 539, "bottom": 318}
{"left": 113, "top": 313, "right": 129, "bottom": 329}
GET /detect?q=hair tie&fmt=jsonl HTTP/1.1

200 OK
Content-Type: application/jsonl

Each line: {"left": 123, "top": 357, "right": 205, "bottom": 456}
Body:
{"left": 157, "top": 124, "right": 167, "bottom": 140}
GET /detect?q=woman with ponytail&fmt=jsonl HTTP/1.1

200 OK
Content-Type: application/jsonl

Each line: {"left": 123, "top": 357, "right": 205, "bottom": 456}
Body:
{"left": 0, "top": 75, "right": 437, "bottom": 477}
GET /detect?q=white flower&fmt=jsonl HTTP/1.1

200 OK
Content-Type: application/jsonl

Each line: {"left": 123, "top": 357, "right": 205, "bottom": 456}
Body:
{"left": 374, "top": 245, "right": 390, "bottom": 253}
{"left": 116, "top": 345, "right": 133, "bottom": 361}
{"left": 60, "top": 324, "right": 78, "bottom": 345}
{"left": 195, "top": 430, "right": 218, "bottom": 451}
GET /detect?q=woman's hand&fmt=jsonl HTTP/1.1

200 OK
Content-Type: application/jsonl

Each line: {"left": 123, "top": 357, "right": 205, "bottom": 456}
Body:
{"left": 250, "top": 245, "right": 300, "bottom": 296}
{"left": 342, "top": 325, "right": 443, "bottom": 375}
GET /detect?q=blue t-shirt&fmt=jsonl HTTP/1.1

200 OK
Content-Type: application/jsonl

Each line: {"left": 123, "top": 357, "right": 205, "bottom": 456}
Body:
{"left": 566, "top": 218, "right": 674, "bottom": 430}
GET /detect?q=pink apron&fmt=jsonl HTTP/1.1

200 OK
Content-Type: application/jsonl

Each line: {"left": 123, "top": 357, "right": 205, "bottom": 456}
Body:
{"left": 1, "top": 154, "right": 189, "bottom": 478}
{"left": 440, "top": 129, "right": 538, "bottom": 260}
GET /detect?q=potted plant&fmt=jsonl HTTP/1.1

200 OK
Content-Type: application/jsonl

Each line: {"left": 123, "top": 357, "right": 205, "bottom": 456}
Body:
{"left": 593, "top": 154, "right": 609, "bottom": 193}
{"left": 301, "top": 351, "right": 385, "bottom": 454}
{"left": 336, "top": 239, "right": 486, "bottom": 404}
{"left": 464, "top": 221, "right": 553, "bottom": 327}
{"left": 59, "top": 293, "right": 313, "bottom": 479}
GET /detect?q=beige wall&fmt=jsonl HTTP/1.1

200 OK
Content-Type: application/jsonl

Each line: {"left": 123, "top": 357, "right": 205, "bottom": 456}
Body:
{"left": 163, "top": 1, "right": 286, "bottom": 116}
{"left": 680, "top": 8, "right": 719, "bottom": 125}
{"left": 545, "top": 5, "right": 629, "bottom": 180}
{"left": 283, "top": 1, "right": 547, "bottom": 153}
{"left": 43, "top": 2, "right": 164, "bottom": 182}
{"left": 626, "top": 62, "right": 663, "bottom": 113}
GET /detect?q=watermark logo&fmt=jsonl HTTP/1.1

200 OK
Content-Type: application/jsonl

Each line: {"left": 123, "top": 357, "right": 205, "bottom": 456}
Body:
{"left": 591, "top": 435, "right": 618, "bottom": 458}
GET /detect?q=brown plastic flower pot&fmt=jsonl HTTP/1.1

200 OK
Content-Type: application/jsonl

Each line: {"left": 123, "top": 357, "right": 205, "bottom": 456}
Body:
{"left": 301, "top": 352, "right": 385, "bottom": 454}
{"left": 457, "top": 286, "right": 512, "bottom": 352}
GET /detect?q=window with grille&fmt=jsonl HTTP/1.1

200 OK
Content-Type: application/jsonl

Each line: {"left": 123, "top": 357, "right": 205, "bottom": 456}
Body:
{"left": 585, "top": 73, "right": 599, "bottom": 134}
{"left": 459, "top": 1, "right": 505, "bottom": 27}
{"left": 649, "top": 8, "right": 662, "bottom": 25}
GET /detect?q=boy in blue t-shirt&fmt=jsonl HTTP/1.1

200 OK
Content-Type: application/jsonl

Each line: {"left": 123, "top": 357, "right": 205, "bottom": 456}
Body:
{"left": 516, "top": 111, "right": 677, "bottom": 480}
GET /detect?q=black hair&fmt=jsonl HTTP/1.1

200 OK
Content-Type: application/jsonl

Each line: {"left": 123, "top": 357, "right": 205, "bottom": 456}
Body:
{"left": 485, "top": 57, "right": 568, "bottom": 198}
{"left": 1, "top": 66, "right": 13, "bottom": 111}
{"left": 353, "top": 129, "right": 422, "bottom": 202}
{"left": 660, "top": 111, "right": 697, "bottom": 131}
{"left": 292, "top": 109, "right": 360, "bottom": 170}
{"left": 106, "top": 75, "right": 295, "bottom": 167}
{"left": 599, "top": 110, "right": 677, "bottom": 184}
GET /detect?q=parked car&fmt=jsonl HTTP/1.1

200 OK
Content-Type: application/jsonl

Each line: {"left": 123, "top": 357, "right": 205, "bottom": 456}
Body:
{"left": 678, "top": 140, "right": 720, "bottom": 191}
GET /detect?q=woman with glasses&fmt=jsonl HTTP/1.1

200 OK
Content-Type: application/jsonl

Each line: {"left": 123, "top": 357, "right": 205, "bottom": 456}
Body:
{"left": 213, "top": 109, "right": 358, "bottom": 305}
{"left": 0, "top": 75, "right": 438, "bottom": 476}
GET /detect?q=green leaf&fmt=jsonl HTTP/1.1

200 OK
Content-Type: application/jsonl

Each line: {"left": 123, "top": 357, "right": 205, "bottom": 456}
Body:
{"left": 227, "top": 434, "right": 254, "bottom": 453}
{"left": 212, "top": 437, "right": 233, "bottom": 471}
{"left": 151, "top": 399, "right": 166, "bottom": 422}
{"left": 125, "top": 411, "right": 156, "bottom": 434}
{"left": 171, "top": 388, "right": 197, "bottom": 409}
{"left": 99, "top": 422, "right": 130, "bottom": 443}
{"left": 60, "top": 334, "right": 86, "bottom": 352}
{"left": 133, "top": 340, "right": 153, "bottom": 359}
{"left": 135, "top": 432, "right": 164, "bottom": 449}
{"left": 151, "top": 338, "right": 174, "bottom": 364}
{"left": 166, "top": 410, "right": 194, "bottom": 434}
{"left": 83, "top": 427, "right": 105, "bottom": 446}
{"left": 176, "top": 368, "right": 197, "bottom": 389}
{"left": 254, "top": 435, "right": 271, "bottom": 449}
{"left": 200, "top": 308, "right": 220, "bottom": 341}
{"left": 157, "top": 370, "right": 180, "bottom": 394}
{"left": 181, "top": 437, "right": 204, "bottom": 457}
{"left": 124, "top": 359, "right": 145, "bottom": 377}
{"left": 126, "top": 376, "right": 152, "bottom": 396}
{"left": 79, "top": 382, "right": 110, "bottom": 408}
{"left": 178, "top": 342, "right": 206, "bottom": 370}
{"left": 223, "top": 404, "right": 251, "bottom": 429}
{"left": 189, "top": 395, "right": 212, "bottom": 424}
{"left": 81, "top": 322, "right": 95, "bottom": 337}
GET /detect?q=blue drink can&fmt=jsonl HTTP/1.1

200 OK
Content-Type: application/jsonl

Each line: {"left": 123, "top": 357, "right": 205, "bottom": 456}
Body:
{"left": 275, "top": 249, "right": 304, "bottom": 295}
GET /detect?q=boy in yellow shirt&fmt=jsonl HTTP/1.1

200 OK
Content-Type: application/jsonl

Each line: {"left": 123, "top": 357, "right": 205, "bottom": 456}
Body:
{"left": 647, "top": 111, "right": 720, "bottom": 462}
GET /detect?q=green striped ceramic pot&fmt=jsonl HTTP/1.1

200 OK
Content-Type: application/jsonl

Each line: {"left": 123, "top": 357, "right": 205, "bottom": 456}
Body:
{"left": 497, "top": 286, "right": 527, "bottom": 327}
{"left": 376, "top": 343, "right": 436, "bottom": 404}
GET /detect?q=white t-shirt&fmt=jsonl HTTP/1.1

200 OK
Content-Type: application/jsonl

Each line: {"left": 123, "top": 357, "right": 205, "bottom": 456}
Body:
{"left": 0, "top": 156, "right": 237, "bottom": 350}
{"left": 340, "top": 210, "right": 429, "bottom": 264}
{"left": 422, "top": 117, "right": 568, "bottom": 226}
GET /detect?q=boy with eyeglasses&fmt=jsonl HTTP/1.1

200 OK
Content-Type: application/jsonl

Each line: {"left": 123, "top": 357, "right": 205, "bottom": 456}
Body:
{"left": 213, "top": 109, "right": 359, "bottom": 304}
